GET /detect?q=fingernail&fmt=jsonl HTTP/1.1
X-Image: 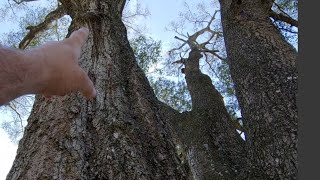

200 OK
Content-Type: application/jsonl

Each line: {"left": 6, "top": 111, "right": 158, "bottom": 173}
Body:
{"left": 79, "top": 27, "right": 89, "bottom": 34}
{"left": 91, "top": 88, "right": 97, "bottom": 98}
{"left": 85, "top": 88, "right": 96, "bottom": 100}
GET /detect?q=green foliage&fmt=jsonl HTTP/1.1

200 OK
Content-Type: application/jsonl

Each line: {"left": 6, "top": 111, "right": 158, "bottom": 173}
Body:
{"left": 130, "top": 35, "right": 192, "bottom": 112}
{"left": 209, "top": 58, "right": 240, "bottom": 118}
{"left": 151, "top": 77, "right": 192, "bottom": 112}
{"left": 130, "top": 35, "right": 162, "bottom": 73}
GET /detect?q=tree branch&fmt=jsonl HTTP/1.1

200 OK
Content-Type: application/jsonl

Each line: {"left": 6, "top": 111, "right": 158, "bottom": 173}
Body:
{"left": 19, "top": 5, "right": 66, "bottom": 49}
{"left": 169, "top": 40, "right": 187, "bottom": 55}
{"left": 169, "top": 12, "right": 224, "bottom": 60}
{"left": 269, "top": 10, "right": 298, "bottom": 27}
{"left": 279, "top": 26, "right": 298, "bottom": 34}
{"left": 12, "top": 0, "right": 38, "bottom": 4}
{"left": 7, "top": 103, "right": 24, "bottom": 132}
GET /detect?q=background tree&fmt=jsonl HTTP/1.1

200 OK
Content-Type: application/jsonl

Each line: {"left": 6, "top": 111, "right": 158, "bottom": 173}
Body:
{"left": 159, "top": 3, "right": 247, "bottom": 177}
{"left": 158, "top": 0, "right": 298, "bottom": 178}
{"left": 165, "top": 1, "right": 241, "bottom": 119}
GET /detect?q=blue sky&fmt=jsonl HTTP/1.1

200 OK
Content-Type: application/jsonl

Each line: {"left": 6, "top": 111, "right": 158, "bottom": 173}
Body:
{"left": 140, "top": 0, "right": 186, "bottom": 41}
{"left": 0, "top": 0, "right": 197, "bottom": 179}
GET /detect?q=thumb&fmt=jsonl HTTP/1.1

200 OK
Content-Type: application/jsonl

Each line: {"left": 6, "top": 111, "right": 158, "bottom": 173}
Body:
{"left": 78, "top": 69, "right": 97, "bottom": 99}
{"left": 66, "top": 27, "right": 90, "bottom": 49}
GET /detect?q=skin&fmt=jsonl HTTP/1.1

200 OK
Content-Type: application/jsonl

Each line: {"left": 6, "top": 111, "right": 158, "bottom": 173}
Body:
{"left": 0, "top": 27, "right": 96, "bottom": 105}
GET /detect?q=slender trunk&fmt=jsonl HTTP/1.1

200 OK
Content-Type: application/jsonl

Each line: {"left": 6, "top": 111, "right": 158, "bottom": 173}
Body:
{"left": 6, "top": 1, "right": 187, "bottom": 179}
{"left": 184, "top": 49, "right": 247, "bottom": 179}
{"left": 219, "top": 0, "right": 298, "bottom": 179}
{"left": 160, "top": 49, "right": 247, "bottom": 179}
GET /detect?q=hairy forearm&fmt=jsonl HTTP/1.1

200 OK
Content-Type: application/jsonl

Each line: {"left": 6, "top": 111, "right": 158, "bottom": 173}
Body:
{"left": 0, "top": 47, "right": 42, "bottom": 105}
{"left": 0, "top": 28, "right": 95, "bottom": 105}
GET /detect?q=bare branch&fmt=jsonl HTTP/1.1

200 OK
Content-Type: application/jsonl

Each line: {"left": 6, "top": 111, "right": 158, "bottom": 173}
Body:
{"left": 19, "top": 5, "right": 66, "bottom": 49}
{"left": 187, "top": 11, "right": 218, "bottom": 43}
{"left": 122, "top": 19, "right": 144, "bottom": 35}
{"left": 269, "top": 10, "right": 298, "bottom": 27}
{"left": 170, "top": 12, "right": 226, "bottom": 61}
{"left": 123, "top": 11, "right": 149, "bottom": 19}
{"left": 273, "top": 2, "right": 293, "bottom": 19}
{"left": 7, "top": 103, "right": 24, "bottom": 132}
{"left": 12, "top": 0, "right": 38, "bottom": 4}
{"left": 204, "top": 53, "right": 219, "bottom": 78}
{"left": 201, "top": 49, "right": 226, "bottom": 61}
{"left": 199, "top": 31, "right": 217, "bottom": 47}
{"left": 122, "top": 0, "right": 150, "bottom": 34}
{"left": 168, "top": 41, "right": 187, "bottom": 55}
{"left": 278, "top": 26, "right": 298, "bottom": 34}
{"left": 174, "top": 36, "right": 187, "bottom": 43}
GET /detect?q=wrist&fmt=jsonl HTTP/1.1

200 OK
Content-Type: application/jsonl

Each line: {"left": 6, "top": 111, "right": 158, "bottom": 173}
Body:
{"left": 0, "top": 47, "right": 47, "bottom": 105}
{"left": 22, "top": 48, "right": 48, "bottom": 95}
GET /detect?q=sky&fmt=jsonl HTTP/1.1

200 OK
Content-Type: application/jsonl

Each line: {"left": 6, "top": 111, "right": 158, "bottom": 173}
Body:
{"left": 0, "top": 0, "right": 199, "bottom": 179}
{"left": 0, "top": 129, "right": 17, "bottom": 180}
{"left": 139, "top": 0, "right": 186, "bottom": 41}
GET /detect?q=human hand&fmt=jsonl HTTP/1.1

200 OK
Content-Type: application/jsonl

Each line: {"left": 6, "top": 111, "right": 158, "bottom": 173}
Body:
{"left": 26, "top": 27, "right": 96, "bottom": 99}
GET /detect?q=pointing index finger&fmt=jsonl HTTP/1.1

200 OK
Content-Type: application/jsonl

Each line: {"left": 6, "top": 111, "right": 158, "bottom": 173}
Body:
{"left": 67, "top": 27, "right": 89, "bottom": 48}
{"left": 78, "top": 68, "right": 97, "bottom": 99}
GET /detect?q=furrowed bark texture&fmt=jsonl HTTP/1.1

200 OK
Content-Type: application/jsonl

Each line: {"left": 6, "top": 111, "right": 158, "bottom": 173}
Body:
{"left": 157, "top": 101, "right": 192, "bottom": 180}
{"left": 6, "top": 1, "right": 187, "bottom": 179}
{"left": 219, "top": 0, "right": 298, "bottom": 179}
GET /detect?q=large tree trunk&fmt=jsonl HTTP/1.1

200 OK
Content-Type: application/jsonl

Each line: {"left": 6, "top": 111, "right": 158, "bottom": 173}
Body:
{"left": 6, "top": 1, "right": 187, "bottom": 179}
{"left": 219, "top": 0, "right": 298, "bottom": 179}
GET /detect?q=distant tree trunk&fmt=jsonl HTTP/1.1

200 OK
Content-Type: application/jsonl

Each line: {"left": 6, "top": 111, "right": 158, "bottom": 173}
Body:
{"left": 160, "top": 49, "right": 247, "bottom": 179}
{"left": 183, "top": 49, "right": 247, "bottom": 179}
{"left": 6, "top": 1, "right": 187, "bottom": 179}
{"left": 219, "top": 0, "right": 298, "bottom": 179}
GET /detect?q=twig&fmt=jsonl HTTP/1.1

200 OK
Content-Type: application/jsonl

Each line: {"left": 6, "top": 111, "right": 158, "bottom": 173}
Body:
{"left": 12, "top": 0, "right": 37, "bottom": 4}
{"left": 204, "top": 53, "right": 219, "bottom": 78}
{"left": 8, "top": 103, "right": 24, "bottom": 132}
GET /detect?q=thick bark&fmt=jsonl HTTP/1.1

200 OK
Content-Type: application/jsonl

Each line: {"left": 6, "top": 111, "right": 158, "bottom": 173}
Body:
{"left": 219, "top": 0, "right": 298, "bottom": 179}
{"left": 7, "top": 1, "right": 187, "bottom": 179}
{"left": 157, "top": 101, "right": 192, "bottom": 179}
